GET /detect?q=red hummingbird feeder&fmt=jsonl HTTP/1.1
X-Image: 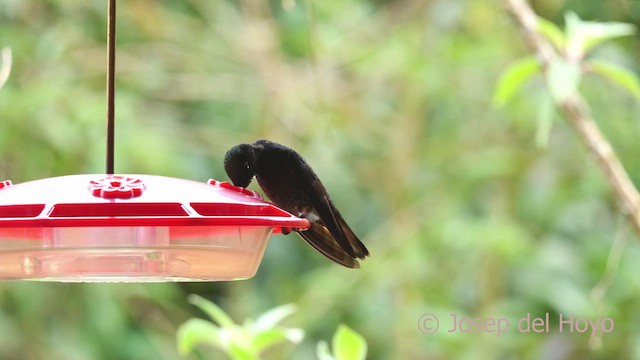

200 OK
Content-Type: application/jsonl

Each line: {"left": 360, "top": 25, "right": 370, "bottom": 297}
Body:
{"left": 0, "top": 1, "right": 309, "bottom": 281}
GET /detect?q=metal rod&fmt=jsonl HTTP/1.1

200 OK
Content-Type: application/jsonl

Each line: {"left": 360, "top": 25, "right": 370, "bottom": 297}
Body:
{"left": 106, "top": 0, "right": 116, "bottom": 174}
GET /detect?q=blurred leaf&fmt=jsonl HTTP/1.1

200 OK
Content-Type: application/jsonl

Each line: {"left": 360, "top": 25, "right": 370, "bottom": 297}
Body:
{"left": 253, "top": 304, "right": 298, "bottom": 332}
{"left": 493, "top": 56, "right": 540, "bottom": 107}
{"left": 250, "top": 303, "right": 303, "bottom": 353}
{"left": 582, "top": 21, "right": 635, "bottom": 54}
{"left": 546, "top": 58, "right": 581, "bottom": 102}
{"left": 176, "top": 318, "right": 224, "bottom": 356}
{"left": 565, "top": 12, "right": 582, "bottom": 54}
{"left": 252, "top": 328, "right": 304, "bottom": 353}
{"left": 587, "top": 59, "right": 640, "bottom": 100}
{"left": 314, "top": 325, "right": 367, "bottom": 360}
{"left": 565, "top": 11, "right": 635, "bottom": 58}
{"left": 535, "top": 92, "right": 555, "bottom": 148}
{"left": 228, "top": 344, "right": 258, "bottom": 360}
{"left": 332, "top": 325, "right": 367, "bottom": 360}
{"left": 180, "top": 297, "right": 303, "bottom": 359}
{"left": 317, "top": 341, "right": 334, "bottom": 360}
{"left": 188, "top": 294, "right": 235, "bottom": 328}
{"left": 0, "top": 47, "right": 10, "bottom": 90}
{"left": 536, "top": 17, "right": 565, "bottom": 51}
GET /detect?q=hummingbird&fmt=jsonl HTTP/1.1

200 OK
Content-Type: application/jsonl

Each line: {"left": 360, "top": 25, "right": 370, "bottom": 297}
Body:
{"left": 224, "top": 139, "right": 369, "bottom": 268}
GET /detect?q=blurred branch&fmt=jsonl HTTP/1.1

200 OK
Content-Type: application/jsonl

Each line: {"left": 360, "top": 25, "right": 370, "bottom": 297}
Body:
{"left": 503, "top": 0, "right": 640, "bottom": 236}
{"left": 0, "top": 47, "right": 11, "bottom": 90}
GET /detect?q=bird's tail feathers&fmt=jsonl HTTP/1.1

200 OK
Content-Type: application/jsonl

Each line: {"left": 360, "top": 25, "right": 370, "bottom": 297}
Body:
{"left": 335, "top": 210, "right": 369, "bottom": 259}
{"left": 298, "top": 223, "right": 360, "bottom": 268}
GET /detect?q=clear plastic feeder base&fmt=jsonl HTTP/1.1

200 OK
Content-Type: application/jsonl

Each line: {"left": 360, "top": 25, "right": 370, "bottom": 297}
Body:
{"left": 0, "top": 226, "right": 272, "bottom": 282}
{"left": 0, "top": 174, "right": 309, "bottom": 282}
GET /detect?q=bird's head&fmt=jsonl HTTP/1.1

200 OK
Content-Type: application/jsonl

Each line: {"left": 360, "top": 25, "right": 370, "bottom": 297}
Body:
{"left": 224, "top": 143, "right": 258, "bottom": 188}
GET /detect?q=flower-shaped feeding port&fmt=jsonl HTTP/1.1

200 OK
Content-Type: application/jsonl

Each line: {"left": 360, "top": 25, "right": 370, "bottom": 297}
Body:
{"left": 0, "top": 174, "right": 309, "bottom": 282}
{"left": 89, "top": 176, "right": 146, "bottom": 199}
{"left": 207, "top": 179, "right": 263, "bottom": 199}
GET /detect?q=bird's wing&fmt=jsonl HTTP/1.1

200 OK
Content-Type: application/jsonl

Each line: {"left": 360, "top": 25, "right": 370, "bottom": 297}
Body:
{"left": 298, "top": 222, "right": 360, "bottom": 268}
{"left": 333, "top": 206, "right": 369, "bottom": 258}
{"left": 286, "top": 152, "right": 364, "bottom": 258}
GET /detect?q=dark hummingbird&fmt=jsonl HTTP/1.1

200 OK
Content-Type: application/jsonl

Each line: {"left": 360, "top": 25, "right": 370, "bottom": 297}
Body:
{"left": 224, "top": 139, "right": 369, "bottom": 268}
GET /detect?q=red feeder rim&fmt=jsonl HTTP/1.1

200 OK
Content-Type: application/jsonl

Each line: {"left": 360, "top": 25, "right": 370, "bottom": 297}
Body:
{"left": 0, "top": 174, "right": 309, "bottom": 282}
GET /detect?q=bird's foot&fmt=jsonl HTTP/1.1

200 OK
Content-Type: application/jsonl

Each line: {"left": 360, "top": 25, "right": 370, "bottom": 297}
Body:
{"left": 280, "top": 227, "right": 292, "bottom": 235}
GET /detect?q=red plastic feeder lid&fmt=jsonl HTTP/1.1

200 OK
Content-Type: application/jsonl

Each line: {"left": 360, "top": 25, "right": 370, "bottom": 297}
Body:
{"left": 0, "top": 174, "right": 309, "bottom": 282}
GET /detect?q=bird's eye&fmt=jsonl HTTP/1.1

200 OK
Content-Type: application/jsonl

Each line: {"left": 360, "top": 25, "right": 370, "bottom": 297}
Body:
{"left": 244, "top": 162, "right": 250, "bottom": 170}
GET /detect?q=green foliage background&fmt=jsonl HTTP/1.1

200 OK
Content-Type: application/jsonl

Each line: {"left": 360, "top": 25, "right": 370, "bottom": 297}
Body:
{"left": 2, "top": 0, "right": 640, "bottom": 358}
